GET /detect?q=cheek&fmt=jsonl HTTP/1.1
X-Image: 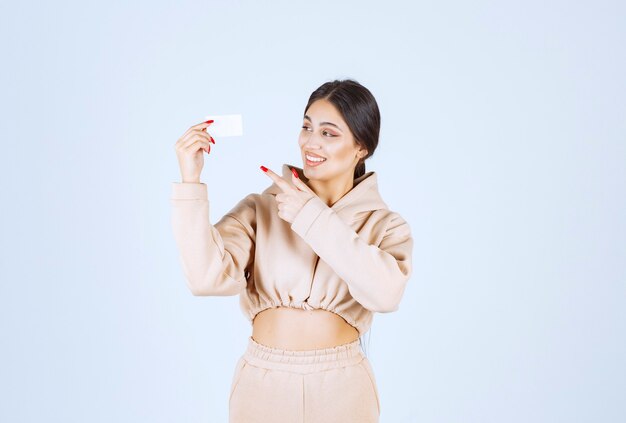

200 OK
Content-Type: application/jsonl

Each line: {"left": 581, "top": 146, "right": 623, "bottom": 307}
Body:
{"left": 333, "top": 145, "right": 355, "bottom": 161}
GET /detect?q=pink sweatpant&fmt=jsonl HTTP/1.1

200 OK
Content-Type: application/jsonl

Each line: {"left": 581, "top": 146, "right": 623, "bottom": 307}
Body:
{"left": 228, "top": 336, "right": 380, "bottom": 423}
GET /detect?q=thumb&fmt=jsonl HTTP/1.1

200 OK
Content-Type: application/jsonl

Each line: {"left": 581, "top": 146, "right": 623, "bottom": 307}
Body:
{"left": 291, "top": 168, "right": 314, "bottom": 193}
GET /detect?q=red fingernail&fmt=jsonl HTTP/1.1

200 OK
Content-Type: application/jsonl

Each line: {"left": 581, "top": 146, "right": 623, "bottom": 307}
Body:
{"left": 210, "top": 137, "right": 215, "bottom": 144}
{"left": 291, "top": 168, "right": 299, "bottom": 179}
{"left": 260, "top": 166, "right": 268, "bottom": 172}
{"left": 205, "top": 120, "right": 214, "bottom": 124}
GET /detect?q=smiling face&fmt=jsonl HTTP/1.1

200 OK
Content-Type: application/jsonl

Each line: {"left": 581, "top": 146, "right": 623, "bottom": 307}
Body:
{"left": 298, "top": 99, "right": 367, "bottom": 182}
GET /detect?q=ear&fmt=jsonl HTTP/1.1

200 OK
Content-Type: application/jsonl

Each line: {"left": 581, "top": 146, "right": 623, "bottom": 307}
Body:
{"left": 357, "top": 147, "right": 368, "bottom": 160}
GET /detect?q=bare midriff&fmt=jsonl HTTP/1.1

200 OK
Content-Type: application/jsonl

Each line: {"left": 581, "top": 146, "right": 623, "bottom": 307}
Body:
{"left": 251, "top": 306, "right": 360, "bottom": 351}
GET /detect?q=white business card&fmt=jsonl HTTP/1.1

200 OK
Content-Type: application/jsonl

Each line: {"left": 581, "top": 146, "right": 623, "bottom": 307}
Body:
{"left": 203, "top": 114, "right": 243, "bottom": 137}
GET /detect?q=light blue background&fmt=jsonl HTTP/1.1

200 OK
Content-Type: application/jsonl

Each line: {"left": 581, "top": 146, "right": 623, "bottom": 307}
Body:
{"left": 1, "top": 0, "right": 624, "bottom": 422}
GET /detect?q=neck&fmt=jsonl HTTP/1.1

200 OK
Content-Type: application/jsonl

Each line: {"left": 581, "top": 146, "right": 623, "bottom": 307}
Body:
{"left": 308, "top": 172, "right": 355, "bottom": 207}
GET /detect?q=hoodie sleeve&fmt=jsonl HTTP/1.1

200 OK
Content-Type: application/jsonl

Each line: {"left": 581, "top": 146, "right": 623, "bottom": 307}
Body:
{"left": 290, "top": 195, "right": 413, "bottom": 313}
{"left": 170, "top": 182, "right": 256, "bottom": 296}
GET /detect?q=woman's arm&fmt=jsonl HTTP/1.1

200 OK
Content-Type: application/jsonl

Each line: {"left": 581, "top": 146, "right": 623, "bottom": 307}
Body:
{"left": 290, "top": 195, "right": 413, "bottom": 312}
{"left": 171, "top": 182, "right": 256, "bottom": 296}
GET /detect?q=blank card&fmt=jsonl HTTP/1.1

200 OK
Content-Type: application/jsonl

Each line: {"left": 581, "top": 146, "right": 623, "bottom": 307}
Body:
{"left": 203, "top": 114, "right": 243, "bottom": 137}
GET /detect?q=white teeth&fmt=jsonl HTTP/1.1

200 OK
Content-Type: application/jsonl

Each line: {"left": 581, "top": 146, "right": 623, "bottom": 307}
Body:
{"left": 306, "top": 154, "right": 326, "bottom": 162}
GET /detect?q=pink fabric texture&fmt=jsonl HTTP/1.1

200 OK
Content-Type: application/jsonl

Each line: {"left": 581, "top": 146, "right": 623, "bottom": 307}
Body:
{"left": 229, "top": 336, "right": 380, "bottom": 423}
{"left": 170, "top": 163, "right": 414, "bottom": 336}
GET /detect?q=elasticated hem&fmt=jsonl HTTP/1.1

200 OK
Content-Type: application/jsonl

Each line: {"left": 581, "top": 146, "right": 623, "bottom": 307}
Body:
{"left": 243, "top": 336, "right": 365, "bottom": 374}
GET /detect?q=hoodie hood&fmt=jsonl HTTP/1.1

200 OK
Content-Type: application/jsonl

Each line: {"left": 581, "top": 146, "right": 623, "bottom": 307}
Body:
{"left": 262, "top": 163, "right": 389, "bottom": 220}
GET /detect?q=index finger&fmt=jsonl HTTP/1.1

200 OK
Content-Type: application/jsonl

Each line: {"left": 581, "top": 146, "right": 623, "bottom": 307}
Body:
{"left": 178, "top": 119, "right": 215, "bottom": 141}
{"left": 261, "top": 166, "right": 293, "bottom": 193}
{"left": 182, "top": 120, "right": 214, "bottom": 137}
{"left": 192, "top": 119, "right": 214, "bottom": 130}
{"left": 178, "top": 119, "right": 215, "bottom": 143}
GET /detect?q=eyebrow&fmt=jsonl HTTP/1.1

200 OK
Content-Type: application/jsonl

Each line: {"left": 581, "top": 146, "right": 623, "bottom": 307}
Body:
{"left": 303, "top": 115, "right": 343, "bottom": 132}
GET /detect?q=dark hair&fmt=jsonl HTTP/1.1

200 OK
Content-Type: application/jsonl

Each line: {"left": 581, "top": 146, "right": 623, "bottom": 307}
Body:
{"left": 304, "top": 79, "right": 380, "bottom": 179}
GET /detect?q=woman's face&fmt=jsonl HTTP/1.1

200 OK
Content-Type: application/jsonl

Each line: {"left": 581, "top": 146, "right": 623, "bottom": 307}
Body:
{"left": 298, "top": 99, "right": 367, "bottom": 181}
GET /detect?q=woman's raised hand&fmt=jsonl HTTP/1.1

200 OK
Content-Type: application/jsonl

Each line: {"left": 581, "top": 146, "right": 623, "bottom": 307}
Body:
{"left": 174, "top": 120, "right": 216, "bottom": 183}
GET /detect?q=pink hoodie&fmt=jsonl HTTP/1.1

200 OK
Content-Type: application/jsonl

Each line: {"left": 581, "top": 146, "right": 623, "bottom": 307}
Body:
{"left": 170, "top": 164, "right": 413, "bottom": 335}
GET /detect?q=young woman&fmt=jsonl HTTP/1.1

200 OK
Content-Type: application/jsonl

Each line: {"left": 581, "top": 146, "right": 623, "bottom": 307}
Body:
{"left": 171, "top": 79, "right": 413, "bottom": 422}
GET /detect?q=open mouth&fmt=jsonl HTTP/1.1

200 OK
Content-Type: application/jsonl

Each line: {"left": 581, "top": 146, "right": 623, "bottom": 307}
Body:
{"left": 305, "top": 152, "right": 327, "bottom": 166}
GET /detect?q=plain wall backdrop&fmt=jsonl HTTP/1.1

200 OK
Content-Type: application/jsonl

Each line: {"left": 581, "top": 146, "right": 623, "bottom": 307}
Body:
{"left": 1, "top": 0, "right": 624, "bottom": 422}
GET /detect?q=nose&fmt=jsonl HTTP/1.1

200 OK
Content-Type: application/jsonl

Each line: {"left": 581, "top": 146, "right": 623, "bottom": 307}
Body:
{"left": 302, "top": 132, "right": 323, "bottom": 151}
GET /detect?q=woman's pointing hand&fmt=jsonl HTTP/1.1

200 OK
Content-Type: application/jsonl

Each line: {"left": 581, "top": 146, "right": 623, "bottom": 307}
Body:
{"left": 261, "top": 166, "right": 316, "bottom": 224}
